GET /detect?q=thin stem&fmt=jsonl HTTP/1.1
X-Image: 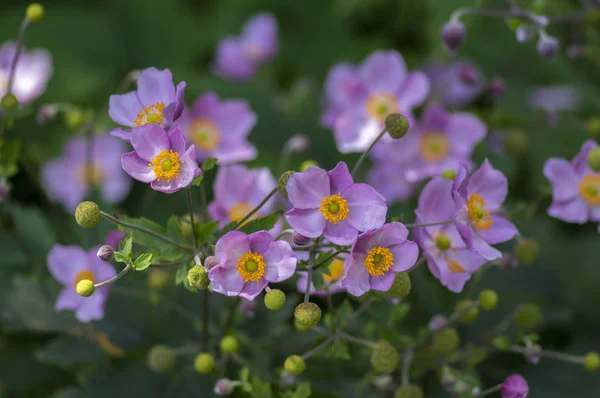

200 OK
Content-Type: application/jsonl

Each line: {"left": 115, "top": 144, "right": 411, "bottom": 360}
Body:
{"left": 341, "top": 296, "right": 374, "bottom": 329}
{"left": 451, "top": 5, "right": 585, "bottom": 26}
{"left": 338, "top": 332, "right": 378, "bottom": 348}
{"left": 494, "top": 310, "right": 515, "bottom": 336}
{"left": 351, "top": 128, "right": 387, "bottom": 178}
{"left": 185, "top": 189, "right": 199, "bottom": 250}
{"left": 218, "top": 298, "right": 240, "bottom": 343}
{"left": 151, "top": 254, "right": 196, "bottom": 268}
{"left": 276, "top": 229, "right": 294, "bottom": 240}
{"left": 233, "top": 188, "right": 277, "bottom": 230}
{"left": 201, "top": 290, "right": 209, "bottom": 351}
{"left": 199, "top": 181, "right": 208, "bottom": 224}
{"left": 100, "top": 211, "right": 194, "bottom": 252}
{"left": 313, "top": 250, "right": 346, "bottom": 270}
{"left": 415, "top": 301, "right": 481, "bottom": 349}
{"left": 94, "top": 264, "right": 132, "bottom": 288}
{"left": 508, "top": 345, "right": 584, "bottom": 364}
{"left": 304, "top": 245, "right": 317, "bottom": 303}
{"left": 6, "top": 19, "right": 30, "bottom": 96}
{"left": 301, "top": 335, "right": 336, "bottom": 360}
{"left": 404, "top": 220, "right": 453, "bottom": 228}
{"left": 401, "top": 346, "right": 415, "bottom": 387}
{"left": 475, "top": 384, "right": 502, "bottom": 397}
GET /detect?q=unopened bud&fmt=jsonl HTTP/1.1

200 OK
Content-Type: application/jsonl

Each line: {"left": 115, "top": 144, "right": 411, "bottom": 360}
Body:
{"left": 394, "top": 384, "right": 423, "bottom": 398}
{"left": 64, "top": 107, "right": 85, "bottom": 131}
{"left": 441, "top": 169, "right": 456, "bottom": 180}
{"left": 194, "top": 352, "right": 215, "bottom": 374}
{"left": 587, "top": 117, "right": 600, "bottom": 137}
{"left": 514, "top": 238, "right": 540, "bottom": 265}
{"left": 500, "top": 252, "right": 518, "bottom": 271}
{"left": 76, "top": 279, "right": 95, "bottom": 297}
{"left": 187, "top": 265, "right": 209, "bottom": 289}
{"left": 479, "top": 290, "right": 498, "bottom": 310}
{"left": 428, "top": 315, "right": 448, "bottom": 331}
{"left": 587, "top": 147, "right": 600, "bottom": 172}
{"left": 388, "top": 272, "right": 411, "bottom": 298}
{"left": 36, "top": 104, "right": 59, "bottom": 124}
{"left": 516, "top": 25, "right": 535, "bottom": 43}
{"left": 524, "top": 344, "right": 542, "bottom": 364}
{"left": 435, "top": 235, "right": 451, "bottom": 250}
{"left": 299, "top": 160, "right": 318, "bottom": 171}
{"left": 286, "top": 135, "right": 310, "bottom": 153}
{"left": 147, "top": 345, "right": 176, "bottom": 373}
{"left": 584, "top": 352, "right": 600, "bottom": 371}
{"left": 459, "top": 65, "right": 479, "bottom": 86}
{"left": 214, "top": 378, "right": 234, "bottom": 396}
{"left": 219, "top": 336, "right": 239, "bottom": 354}
{"left": 501, "top": 374, "right": 529, "bottom": 398}
{"left": 1, "top": 94, "right": 18, "bottom": 110}
{"left": 432, "top": 328, "right": 460, "bottom": 355}
{"left": 294, "top": 319, "right": 312, "bottom": 332}
{"left": 492, "top": 336, "right": 511, "bottom": 351}
{"left": 204, "top": 255, "right": 219, "bottom": 270}
{"left": 148, "top": 269, "right": 170, "bottom": 290}
{"left": 385, "top": 113, "right": 410, "bottom": 139}
{"left": 441, "top": 21, "right": 466, "bottom": 54}
{"left": 537, "top": 36, "right": 560, "bottom": 60}
{"left": 292, "top": 231, "right": 311, "bottom": 246}
{"left": 455, "top": 299, "right": 479, "bottom": 324}
{"left": 278, "top": 170, "right": 295, "bottom": 198}
{"left": 26, "top": 3, "right": 45, "bottom": 22}
{"left": 75, "top": 201, "right": 100, "bottom": 228}
{"left": 370, "top": 341, "right": 399, "bottom": 373}
{"left": 284, "top": 355, "right": 306, "bottom": 375}
{"left": 514, "top": 303, "right": 543, "bottom": 331}
{"left": 294, "top": 302, "right": 321, "bottom": 328}
{"left": 264, "top": 289, "right": 286, "bottom": 311}
{"left": 240, "top": 299, "right": 256, "bottom": 318}
{"left": 489, "top": 76, "right": 506, "bottom": 99}
{"left": 96, "top": 245, "right": 114, "bottom": 262}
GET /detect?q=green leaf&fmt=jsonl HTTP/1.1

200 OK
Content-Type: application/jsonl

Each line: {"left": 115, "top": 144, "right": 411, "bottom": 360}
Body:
{"left": 322, "top": 339, "right": 351, "bottom": 360}
{"left": 112, "top": 252, "right": 129, "bottom": 264}
{"left": 117, "top": 217, "right": 173, "bottom": 252}
{"left": 239, "top": 212, "right": 281, "bottom": 234}
{"left": 390, "top": 303, "right": 411, "bottom": 326}
{"left": 36, "top": 335, "right": 108, "bottom": 366}
{"left": 175, "top": 263, "right": 189, "bottom": 285}
{"left": 250, "top": 376, "right": 272, "bottom": 398}
{"left": 294, "top": 382, "right": 312, "bottom": 398}
{"left": 196, "top": 220, "right": 220, "bottom": 244}
{"left": 118, "top": 236, "right": 133, "bottom": 257}
{"left": 335, "top": 299, "right": 354, "bottom": 325}
{"left": 311, "top": 271, "right": 326, "bottom": 291}
{"left": 133, "top": 253, "right": 153, "bottom": 271}
{"left": 167, "top": 215, "right": 185, "bottom": 241}
{"left": 239, "top": 367, "right": 250, "bottom": 382}
{"left": 201, "top": 157, "right": 218, "bottom": 171}
{"left": 191, "top": 174, "right": 204, "bottom": 187}
{"left": 219, "top": 221, "right": 238, "bottom": 236}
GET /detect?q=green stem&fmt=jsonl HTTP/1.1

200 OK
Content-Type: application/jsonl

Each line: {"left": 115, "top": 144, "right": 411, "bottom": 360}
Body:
{"left": 508, "top": 345, "right": 584, "bottom": 364}
{"left": 301, "top": 335, "right": 336, "bottom": 360}
{"left": 351, "top": 128, "right": 387, "bottom": 178}
{"left": 338, "top": 332, "right": 377, "bottom": 348}
{"left": 151, "top": 255, "right": 196, "bottom": 268}
{"left": 199, "top": 181, "right": 208, "bottom": 224}
{"left": 94, "top": 264, "right": 131, "bottom": 288}
{"left": 233, "top": 188, "right": 277, "bottom": 230}
{"left": 474, "top": 384, "right": 502, "bottom": 397}
{"left": 202, "top": 290, "right": 210, "bottom": 351}
{"left": 185, "top": 188, "right": 199, "bottom": 250}
{"left": 401, "top": 345, "right": 415, "bottom": 387}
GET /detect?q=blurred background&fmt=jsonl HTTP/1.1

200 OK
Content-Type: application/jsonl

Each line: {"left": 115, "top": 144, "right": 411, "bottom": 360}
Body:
{"left": 0, "top": 0, "right": 599, "bottom": 396}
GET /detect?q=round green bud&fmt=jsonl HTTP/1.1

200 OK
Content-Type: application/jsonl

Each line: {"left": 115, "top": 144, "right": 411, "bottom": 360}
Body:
{"left": 441, "top": 169, "right": 457, "bottom": 180}
{"left": 146, "top": 345, "right": 176, "bottom": 373}
{"left": 514, "top": 238, "right": 540, "bottom": 265}
{"left": 492, "top": 336, "right": 511, "bottom": 351}
{"left": 76, "top": 279, "right": 95, "bottom": 297}
{"left": 504, "top": 129, "right": 528, "bottom": 155}
{"left": 294, "top": 302, "right": 322, "bottom": 327}
{"left": 385, "top": 113, "right": 410, "bottom": 139}
{"left": 431, "top": 328, "right": 460, "bottom": 355}
{"left": 284, "top": 355, "right": 306, "bottom": 375}
{"left": 219, "top": 336, "right": 239, "bottom": 354}
{"left": 194, "top": 352, "right": 215, "bottom": 374}
{"left": 264, "top": 289, "right": 286, "bottom": 311}
{"left": 299, "top": 160, "right": 318, "bottom": 171}
{"left": 26, "top": 3, "right": 44, "bottom": 22}
{"left": 435, "top": 234, "right": 451, "bottom": 250}
{"left": 388, "top": 272, "right": 411, "bottom": 298}
{"left": 370, "top": 341, "right": 399, "bottom": 373}
{"left": 587, "top": 117, "right": 600, "bottom": 137}
{"left": 583, "top": 352, "right": 600, "bottom": 371}
{"left": 455, "top": 299, "right": 479, "bottom": 324}
{"left": 1, "top": 94, "right": 18, "bottom": 110}
{"left": 587, "top": 147, "right": 600, "bottom": 172}
{"left": 148, "top": 269, "right": 170, "bottom": 290}
{"left": 293, "top": 319, "right": 312, "bottom": 332}
{"left": 187, "top": 265, "right": 210, "bottom": 290}
{"left": 479, "top": 290, "right": 499, "bottom": 311}
{"left": 75, "top": 201, "right": 100, "bottom": 228}
{"left": 64, "top": 108, "right": 85, "bottom": 131}
{"left": 394, "top": 384, "right": 423, "bottom": 398}
{"left": 277, "top": 171, "right": 295, "bottom": 199}
{"left": 514, "top": 303, "right": 543, "bottom": 331}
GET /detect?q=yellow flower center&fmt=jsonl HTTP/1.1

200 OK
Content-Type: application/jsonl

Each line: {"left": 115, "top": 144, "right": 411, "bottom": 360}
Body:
{"left": 236, "top": 251, "right": 266, "bottom": 283}
{"left": 77, "top": 164, "right": 104, "bottom": 187}
{"left": 419, "top": 131, "right": 450, "bottom": 162}
{"left": 448, "top": 260, "right": 465, "bottom": 273}
{"left": 190, "top": 118, "right": 221, "bottom": 151}
{"left": 364, "top": 246, "right": 394, "bottom": 276}
{"left": 319, "top": 194, "right": 349, "bottom": 224}
{"left": 228, "top": 202, "right": 257, "bottom": 224}
{"left": 148, "top": 149, "right": 182, "bottom": 182}
{"left": 73, "top": 269, "right": 95, "bottom": 289}
{"left": 578, "top": 174, "right": 600, "bottom": 205}
{"left": 467, "top": 194, "right": 493, "bottom": 230}
{"left": 323, "top": 258, "right": 345, "bottom": 282}
{"left": 366, "top": 93, "right": 398, "bottom": 122}
{"left": 134, "top": 102, "right": 165, "bottom": 127}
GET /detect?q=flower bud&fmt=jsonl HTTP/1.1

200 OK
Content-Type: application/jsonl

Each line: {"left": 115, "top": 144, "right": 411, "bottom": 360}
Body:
{"left": 567, "top": 44, "right": 584, "bottom": 60}
{"left": 286, "top": 135, "right": 310, "bottom": 153}
{"left": 219, "top": 336, "right": 239, "bottom": 354}
{"left": 432, "top": 328, "right": 460, "bottom": 355}
{"left": 240, "top": 299, "right": 256, "bottom": 318}
{"left": 75, "top": 201, "right": 100, "bottom": 228}
{"left": 459, "top": 65, "right": 479, "bottom": 86}
{"left": 294, "top": 302, "right": 321, "bottom": 327}
{"left": 299, "top": 160, "right": 318, "bottom": 171}
{"left": 373, "top": 374, "right": 393, "bottom": 391}
{"left": 501, "top": 374, "right": 529, "bottom": 398}
{"left": 500, "top": 252, "right": 518, "bottom": 271}
{"left": 194, "top": 352, "right": 215, "bottom": 374}
{"left": 1, "top": 94, "right": 18, "bottom": 110}
{"left": 492, "top": 336, "right": 511, "bottom": 351}
{"left": 385, "top": 113, "right": 410, "bottom": 139}
{"left": 489, "top": 76, "right": 506, "bottom": 99}
{"left": 394, "top": 384, "right": 423, "bottom": 398}
{"left": 516, "top": 25, "right": 535, "bottom": 43}
{"left": 292, "top": 231, "right": 311, "bottom": 246}
{"left": 64, "top": 107, "right": 85, "bottom": 131}
{"left": 264, "top": 289, "right": 286, "bottom": 311}
{"left": 587, "top": 147, "right": 600, "bottom": 172}
{"left": 26, "top": 3, "right": 44, "bottom": 22}
{"left": 479, "top": 290, "right": 498, "bottom": 311}
{"left": 455, "top": 299, "right": 478, "bottom": 324}
{"left": 293, "top": 319, "right": 312, "bottom": 332}
{"left": 36, "top": 104, "right": 59, "bottom": 124}
{"left": 388, "top": 272, "right": 411, "bottom": 298}
{"left": 204, "top": 255, "right": 219, "bottom": 270}
{"left": 284, "top": 355, "right": 306, "bottom": 375}
{"left": 214, "top": 378, "right": 234, "bottom": 396}
{"left": 146, "top": 345, "right": 176, "bottom": 373}
{"left": 514, "top": 303, "right": 543, "bottom": 331}
{"left": 96, "top": 245, "right": 114, "bottom": 262}
{"left": 187, "top": 265, "right": 210, "bottom": 290}
{"left": 76, "top": 279, "right": 95, "bottom": 297}
{"left": 278, "top": 170, "right": 295, "bottom": 198}
{"left": 370, "top": 341, "right": 399, "bottom": 373}
{"left": 428, "top": 315, "right": 448, "bottom": 331}
{"left": 513, "top": 238, "right": 540, "bottom": 265}
{"left": 441, "top": 21, "right": 466, "bottom": 54}
{"left": 524, "top": 344, "right": 542, "bottom": 364}
{"left": 587, "top": 117, "right": 600, "bottom": 137}
{"left": 148, "top": 269, "right": 170, "bottom": 290}
{"left": 441, "top": 169, "right": 456, "bottom": 180}
{"left": 435, "top": 235, "right": 451, "bottom": 250}
{"left": 584, "top": 352, "right": 600, "bottom": 371}
{"left": 537, "top": 36, "right": 560, "bottom": 60}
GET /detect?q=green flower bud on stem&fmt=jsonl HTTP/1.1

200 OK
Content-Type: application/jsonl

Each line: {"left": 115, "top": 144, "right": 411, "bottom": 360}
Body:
{"left": 1, "top": 94, "right": 18, "bottom": 111}
{"left": 455, "top": 299, "right": 479, "bottom": 324}
{"left": 299, "top": 160, "right": 318, "bottom": 171}
{"left": 385, "top": 113, "right": 410, "bottom": 139}
{"left": 587, "top": 147, "right": 600, "bottom": 172}
{"left": 492, "top": 336, "right": 511, "bottom": 351}
{"left": 76, "top": 279, "right": 95, "bottom": 297}
{"left": 194, "top": 352, "right": 215, "bottom": 374}
{"left": 370, "top": 341, "right": 399, "bottom": 373}
{"left": 294, "top": 319, "right": 311, "bottom": 332}
{"left": 75, "top": 201, "right": 100, "bottom": 228}
{"left": 514, "top": 303, "right": 543, "bottom": 331}
{"left": 64, "top": 108, "right": 85, "bottom": 131}
{"left": 479, "top": 290, "right": 499, "bottom": 310}
{"left": 147, "top": 345, "right": 176, "bottom": 373}
{"left": 26, "top": 3, "right": 45, "bottom": 22}
{"left": 219, "top": 336, "right": 239, "bottom": 354}
{"left": 277, "top": 171, "right": 295, "bottom": 199}
{"left": 294, "top": 302, "right": 321, "bottom": 328}
{"left": 394, "top": 384, "right": 423, "bottom": 398}
{"left": 264, "top": 289, "right": 286, "bottom": 311}
{"left": 441, "top": 169, "right": 456, "bottom": 180}
{"left": 284, "top": 355, "right": 306, "bottom": 375}
{"left": 584, "top": 352, "right": 600, "bottom": 371}
{"left": 388, "top": 272, "right": 411, "bottom": 298}
{"left": 432, "top": 328, "right": 460, "bottom": 355}
{"left": 187, "top": 265, "right": 209, "bottom": 289}
{"left": 148, "top": 269, "right": 170, "bottom": 290}
{"left": 587, "top": 117, "right": 600, "bottom": 137}
{"left": 435, "top": 234, "right": 451, "bottom": 250}
{"left": 513, "top": 238, "right": 540, "bottom": 265}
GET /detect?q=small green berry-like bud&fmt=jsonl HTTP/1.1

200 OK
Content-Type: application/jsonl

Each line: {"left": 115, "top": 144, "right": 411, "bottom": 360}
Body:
{"left": 147, "top": 345, "right": 176, "bottom": 373}
{"left": 148, "top": 269, "right": 170, "bottom": 290}
{"left": 492, "top": 336, "right": 511, "bottom": 351}
{"left": 284, "top": 355, "right": 306, "bottom": 375}
{"left": 299, "top": 160, "right": 318, "bottom": 171}
{"left": 370, "top": 341, "right": 399, "bottom": 373}
{"left": 479, "top": 290, "right": 499, "bottom": 311}
{"left": 513, "top": 238, "right": 540, "bottom": 265}
{"left": 385, "top": 113, "right": 410, "bottom": 139}
{"left": 278, "top": 170, "right": 295, "bottom": 199}
{"left": 394, "top": 384, "right": 423, "bottom": 398}
{"left": 504, "top": 129, "right": 528, "bottom": 155}
{"left": 264, "top": 289, "right": 286, "bottom": 311}
{"left": 294, "top": 302, "right": 321, "bottom": 327}
{"left": 441, "top": 169, "right": 457, "bottom": 180}
{"left": 187, "top": 265, "right": 209, "bottom": 289}
{"left": 388, "top": 272, "right": 411, "bottom": 298}
{"left": 64, "top": 108, "right": 85, "bottom": 131}
{"left": 1, "top": 94, "right": 18, "bottom": 110}
{"left": 75, "top": 201, "right": 100, "bottom": 228}
{"left": 587, "top": 147, "right": 600, "bottom": 172}
{"left": 26, "top": 3, "right": 45, "bottom": 22}
{"left": 294, "top": 319, "right": 311, "bottom": 332}
{"left": 219, "top": 336, "right": 239, "bottom": 354}
{"left": 432, "top": 328, "right": 460, "bottom": 355}
{"left": 435, "top": 234, "right": 451, "bottom": 250}
{"left": 587, "top": 117, "right": 600, "bottom": 137}
{"left": 514, "top": 303, "right": 543, "bottom": 331}
{"left": 194, "top": 352, "right": 215, "bottom": 374}
{"left": 76, "top": 279, "right": 95, "bottom": 297}
{"left": 455, "top": 299, "right": 479, "bottom": 324}
{"left": 583, "top": 352, "right": 600, "bottom": 371}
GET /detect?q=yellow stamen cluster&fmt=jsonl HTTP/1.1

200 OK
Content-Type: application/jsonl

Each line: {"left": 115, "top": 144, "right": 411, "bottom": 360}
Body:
{"left": 73, "top": 269, "right": 95, "bottom": 289}
{"left": 419, "top": 132, "right": 450, "bottom": 162}
{"left": 467, "top": 194, "right": 492, "bottom": 230}
{"left": 366, "top": 93, "right": 398, "bottom": 122}
{"left": 364, "top": 246, "right": 394, "bottom": 276}
{"left": 149, "top": 149, "right": 182, "bottom": 182}
{"left": 77, "top": 165, "right": 104, "bottom": 187}
{"left": 190, "top": 118, "right": 221, "bottom": 151}
{"left": 578, "top": 174, "right": 600, "bottom": 205}
{"left": 236, "top": 252, "right": 266, "bottom": 283}
{"left": 448, "top": 260, "right": 465, "bottom": 273}
{"left": 323, "top": 258, "right": 345, "bottom": 282}
{"left": 319, "top": 194, "right": 349, "bottom": 224}
{"left": 134, "top": 102, "right": 165, "bottom": 126}
{"left": 228, "top": 202, "right": 257, "bottom": 223}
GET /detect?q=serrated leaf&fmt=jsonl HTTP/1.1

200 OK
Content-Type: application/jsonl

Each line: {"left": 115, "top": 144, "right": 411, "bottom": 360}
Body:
{"left": 133, "top": 253, "right": 153, "bottom": 271}
{"left": 175, "top": 263, "right": 189, "bottom": 285}
{"left": 239, "top": 212, "right": 281, "bottom": 234}
{"left": 167, "top": 215, "right": 185, "bottom": 241}
{"left": 191, "top": 174, "right": 204, "bottom": 187}
{"left": 294, "top": 382, "right": 312, "bottom": 398}
{"left": 113, "top": 252, "right": 129, "bottom": 264}
{"left": 201, "top": 157, "right": 217, "bottom": 171}
{"left": 197, "top": 220, "right": 220, "bottom": 244}
{"left": 250, "top": 376, "right": 272, "bottom": 398}
{"left": 118, "top": 236, "right": 132, "bottom": 256}
{"left": 335, "top": 300, "right": 353, "bottom": 325}
{"left": 117, "top": 217, "right": 171, "bottom": 251}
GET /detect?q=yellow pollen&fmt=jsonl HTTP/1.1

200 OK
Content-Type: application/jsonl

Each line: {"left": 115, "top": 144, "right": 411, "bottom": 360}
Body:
{"left": 467, "top": 194, "right": 493, "bottom": 230}
{"left": 419, "top": 131, "right": 450, "bottom": 162}
{"left": 236, "top": 251, "right": 266, "bottom": 283}
{"left": 77, "top": 165, "right": 104, "bottom": 187}
{"left": 148, "top": 149, "right": 182, "bottom": 182}
{"left": 319, "top": 194, "right": 349, "bottom": 224}
{"left": 448, "top": 261, "right": 465, "bottom": 273}
{"left": 73, "top": 269, "right": 95, "bottom": 289}
{"left": 364, "top": 246, "right": 394, "bottom": 276}
{"left": 134, "top": 102, "right": 165, "bottom": 127}
{"left": 578, "top": 174, "right": 600, "bottom": 205}
{"left": 190, "top": 118, "right": 221, "bottom": 151}
{"left": 366, "top": 93, "right": 398, "bottom": 122}
{"left": 228, "top": 202, "right": 258, "bottom": 225}
{"left": 323, "top": 258, "right": 345, "bottom": 282}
